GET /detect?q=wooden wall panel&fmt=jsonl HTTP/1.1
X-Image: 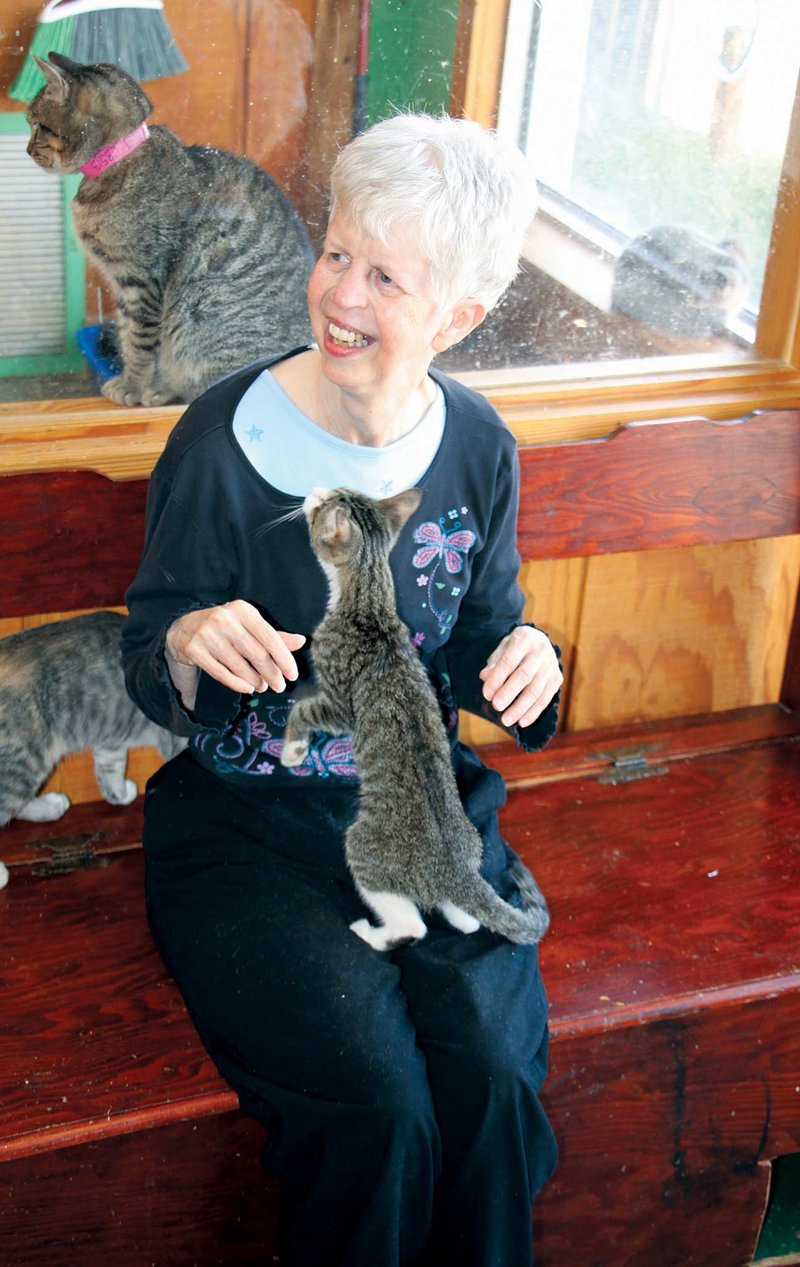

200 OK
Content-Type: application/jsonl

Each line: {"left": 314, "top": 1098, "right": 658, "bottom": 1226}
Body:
{"left": 144, "top": 1, "right": 248, "bottom": 153}
{"left": 566, "top": 535, "right": 800, "bottom": 730}
{"left": 245, "top": 0, "right": 315, "bottom": 215}
{"left": 459, "top": 555, "right": 588, "bottom": 746}
{"left": 0, "top": 2, "right": 37, "bottom": 113}
{"left": 303, "top": 0, "right": 362, "bottom": 246}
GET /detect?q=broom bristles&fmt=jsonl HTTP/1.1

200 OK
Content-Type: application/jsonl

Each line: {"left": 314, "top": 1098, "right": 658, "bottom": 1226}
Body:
{"left": 9, "top": 3, "right": 188, "bottom": 102}
{"left": 70, "top": 8, "right": 188, "bottom": 80}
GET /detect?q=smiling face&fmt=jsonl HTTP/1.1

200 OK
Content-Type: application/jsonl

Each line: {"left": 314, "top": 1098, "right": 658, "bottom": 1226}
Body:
{"left": 307, "top": 214, "right": 484, "bottom": 407}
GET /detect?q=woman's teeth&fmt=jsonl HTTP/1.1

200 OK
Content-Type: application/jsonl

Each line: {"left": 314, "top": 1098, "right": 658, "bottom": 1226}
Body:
{"left": 329, "top": 321, "right": 370, "bottom": 347}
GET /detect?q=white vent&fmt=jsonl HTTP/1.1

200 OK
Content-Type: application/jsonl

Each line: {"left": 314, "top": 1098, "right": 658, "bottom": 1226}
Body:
{"left": 0, "top": 129, "right": 69, "bottom": 356}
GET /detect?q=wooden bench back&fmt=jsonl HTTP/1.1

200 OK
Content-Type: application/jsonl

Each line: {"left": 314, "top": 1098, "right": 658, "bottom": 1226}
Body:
{"left": 0, "top": 471, "right": 148, "bottom": 617}
{"left": 517, "top": 410, "right": 800, "bottom": 558}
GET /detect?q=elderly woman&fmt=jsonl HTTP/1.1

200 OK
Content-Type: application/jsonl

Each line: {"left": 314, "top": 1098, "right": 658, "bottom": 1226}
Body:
{"left": 122, "top": 113, "right": 561, "bottom": 1267}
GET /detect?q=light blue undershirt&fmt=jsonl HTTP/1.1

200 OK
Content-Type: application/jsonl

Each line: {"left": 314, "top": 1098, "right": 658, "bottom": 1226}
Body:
{"left": 232, "top": 367, "right": 445, "bottom": 498}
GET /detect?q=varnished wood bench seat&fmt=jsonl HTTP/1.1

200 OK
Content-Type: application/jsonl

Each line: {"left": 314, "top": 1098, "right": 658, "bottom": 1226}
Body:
{"left": 1, "top": 410, "right": 799, "bottom": 1265}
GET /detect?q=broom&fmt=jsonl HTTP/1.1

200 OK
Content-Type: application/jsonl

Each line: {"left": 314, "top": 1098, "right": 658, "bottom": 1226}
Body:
{"left": 353, "top": 0, "right": 371, "bottom": 137}
{"left": 9, "top": 0, "right": 188, "bottom": 102}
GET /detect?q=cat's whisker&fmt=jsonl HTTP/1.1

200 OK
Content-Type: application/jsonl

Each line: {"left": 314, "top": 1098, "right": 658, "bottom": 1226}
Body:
{"left": 254, "top": 502, "right": 307, "bottom": 539}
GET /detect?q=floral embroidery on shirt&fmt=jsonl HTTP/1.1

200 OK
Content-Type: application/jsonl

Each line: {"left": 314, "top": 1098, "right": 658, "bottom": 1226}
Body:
{"left": 411, "top": 507, "right": 476, "bottom": 635}
{"left": 192, "top": 705, "right": 359, "bottom": 779}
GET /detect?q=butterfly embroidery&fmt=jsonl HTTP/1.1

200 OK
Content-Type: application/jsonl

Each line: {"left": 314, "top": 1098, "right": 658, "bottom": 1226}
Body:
{"left": 413, "top": 521, "right": 476, "bottom": 574}
{"left": 277, "top": 735, "right": 358, "bottom": 779}
{"left": 193, "top": 710, "right": 358, "bottom": 780}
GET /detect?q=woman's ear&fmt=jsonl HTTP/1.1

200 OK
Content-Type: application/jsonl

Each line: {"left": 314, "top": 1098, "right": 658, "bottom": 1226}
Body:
{"left": 432, "top": 300, "right": 487, "bottom": 353}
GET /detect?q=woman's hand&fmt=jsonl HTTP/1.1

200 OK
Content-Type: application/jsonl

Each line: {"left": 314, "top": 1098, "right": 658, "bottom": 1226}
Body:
{"left": 166, "top": 601, "right": 306, "bottom": 695}
{"left": 479, "top": 626, "right": 562, "bottom": 729}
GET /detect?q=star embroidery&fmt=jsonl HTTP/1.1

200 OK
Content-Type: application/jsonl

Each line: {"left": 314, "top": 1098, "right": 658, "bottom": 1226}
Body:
{"left": 247, "top": 425, "right": 264, "bottom": 443}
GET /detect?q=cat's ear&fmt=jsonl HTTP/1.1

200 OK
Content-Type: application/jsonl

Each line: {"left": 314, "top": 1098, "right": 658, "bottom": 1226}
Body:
{"left": 381, "top": 488, "right": 423, "bottom": 536}
{"left": 33, "top": 54, "right": 71, "bottom": 101}
{"left": 318, "top": 505, "right": 353, "bottom": 561}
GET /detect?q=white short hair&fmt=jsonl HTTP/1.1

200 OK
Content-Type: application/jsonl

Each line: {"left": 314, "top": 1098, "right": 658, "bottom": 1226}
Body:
{"left": 329, "top": 113, "right": 536, "bottom": 310}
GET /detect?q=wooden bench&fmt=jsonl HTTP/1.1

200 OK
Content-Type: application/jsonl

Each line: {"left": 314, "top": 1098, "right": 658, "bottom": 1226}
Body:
{"left": 1, "top": 409, "right": 799, "bottom": 1266}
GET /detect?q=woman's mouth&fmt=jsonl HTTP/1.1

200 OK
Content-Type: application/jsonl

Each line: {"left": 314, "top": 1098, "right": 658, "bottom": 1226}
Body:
{"left": 327, "top": 320, "right": 372, "bottom": 349}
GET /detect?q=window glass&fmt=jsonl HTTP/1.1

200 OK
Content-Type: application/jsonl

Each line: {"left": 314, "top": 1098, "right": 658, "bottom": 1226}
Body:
{"left": 3, "top": 0, "right": 800, "bottom": 399}
{"left": 440, "top": 0, "right": 800, "bottom": 374}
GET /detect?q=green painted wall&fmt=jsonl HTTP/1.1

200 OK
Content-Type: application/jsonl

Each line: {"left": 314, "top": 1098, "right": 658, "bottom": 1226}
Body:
{"left": 367, "top": 0, "right": 459, "bottom": 125}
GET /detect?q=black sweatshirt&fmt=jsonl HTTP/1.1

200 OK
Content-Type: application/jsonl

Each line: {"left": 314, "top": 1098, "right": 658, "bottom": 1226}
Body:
{"left": 121, "top": 351, "right": 559, "bottom": 821}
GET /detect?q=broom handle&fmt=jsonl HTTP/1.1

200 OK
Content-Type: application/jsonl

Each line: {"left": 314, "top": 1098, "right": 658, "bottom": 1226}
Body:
{"left": 353, "top": 0, "right": 371, "bottom": 136}
{"left": 40, "top": 0, "right": 164, "bottom": 20}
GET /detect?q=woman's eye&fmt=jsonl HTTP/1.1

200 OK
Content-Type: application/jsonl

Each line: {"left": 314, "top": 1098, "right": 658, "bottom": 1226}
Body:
{"left": 328, "top": 251, "right": 347, "bottom": 265}
{"left": 376, "top": 270, "right": 395, "bottom": 286}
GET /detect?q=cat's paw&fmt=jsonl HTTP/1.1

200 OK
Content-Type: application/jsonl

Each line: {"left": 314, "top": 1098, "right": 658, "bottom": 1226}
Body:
{"left": 438, "top": 901, "right": 481, "bottom": 934}
{"left": 349, "top": 918, "right": 427, "bottom": 952}
{"left": 280, "top": 739, "right": 309, "bottom": 768}
{"left": 349, "top": 918, "right": 389, "bottom": 950}
{"left": 140, "top": 384, "right": 181, "bottom": 407}
{"left": 101, "top": 375, "right": 146, "bottom": 406}
{"left": 104, "top": 779, "right": 138, "bottom": 806}
{"left": 0, "top": 861, "right": 8, "bottom": 890}
{"left": 16, "top": 792, "right": 71, "bottom": 822}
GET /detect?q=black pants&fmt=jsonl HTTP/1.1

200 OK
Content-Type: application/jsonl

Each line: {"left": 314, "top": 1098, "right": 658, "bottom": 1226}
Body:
{"left": 143, "top": 753, "right": 557, "bottom": 1267}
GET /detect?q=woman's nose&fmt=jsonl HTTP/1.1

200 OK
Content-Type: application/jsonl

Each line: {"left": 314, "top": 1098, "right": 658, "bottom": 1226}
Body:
{"left": 331, "top": 265, "right": 368, "bottom": 309}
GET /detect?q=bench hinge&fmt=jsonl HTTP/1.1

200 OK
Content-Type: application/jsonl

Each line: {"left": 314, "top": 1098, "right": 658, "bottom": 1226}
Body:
{"left": 31, "top": 831, "right": 109, "bottom": 877}
{"left": 596, "top": 747, "right": 668, "bottom": 785}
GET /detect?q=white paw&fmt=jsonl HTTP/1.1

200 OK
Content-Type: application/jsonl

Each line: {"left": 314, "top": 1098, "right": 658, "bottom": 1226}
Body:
{"left": 16, "top": 792, "right": 71, "bottom": 822}
{"left": 438, "top": 901, "right": 481, "bottom": 934}
{"left": 0, "top": 861, "right": 9, "bottom": 890}
{"left": 349, "top": 917, "right": 427, "bottom": 952}
{"left": 280, "top": 739, "right": 309, "bottom": 768}
{"left": 104, "top": 779, "right": 138, "bottom": 806}
{"left": 350, "top": 918, "right": 390, "bottom": 950}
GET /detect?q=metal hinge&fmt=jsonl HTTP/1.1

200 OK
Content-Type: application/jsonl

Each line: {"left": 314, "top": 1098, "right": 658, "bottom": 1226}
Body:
{"left": 31, "top": 831, "right": 109, "bottom": 877}
{"left": 596, "top": 746, "right": 668, "bottom": 785}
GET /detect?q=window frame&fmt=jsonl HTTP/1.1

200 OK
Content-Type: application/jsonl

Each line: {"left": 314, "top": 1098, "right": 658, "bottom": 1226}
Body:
{"left": 451, "top": 0, "right": 800, "bottom": 443}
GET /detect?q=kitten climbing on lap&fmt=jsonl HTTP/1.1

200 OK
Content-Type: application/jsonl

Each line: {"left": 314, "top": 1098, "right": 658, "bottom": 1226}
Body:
{"left": 25, "top": 53, "right": 314, "bottom": 406}
{"left": 0, "top": 610, "right": 183, "bottom": 828}
{"left": 281, "top": 486, "right": 550, "bottom": 951}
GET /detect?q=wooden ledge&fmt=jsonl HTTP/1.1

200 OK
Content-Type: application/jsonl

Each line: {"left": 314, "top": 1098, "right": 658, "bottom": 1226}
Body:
{"left": 0, "top": 398, "right": 180, "bottom": 480}
{"left": 483, "top": 703, "right": 800, "bottom": 790}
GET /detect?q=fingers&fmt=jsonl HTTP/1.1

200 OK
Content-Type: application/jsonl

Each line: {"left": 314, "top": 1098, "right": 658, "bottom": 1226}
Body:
{"left": 480, "top": 626, "right": 562, "bottom": 728}
{"left": 167, "top": 601, "right": 306, "bottom": 695}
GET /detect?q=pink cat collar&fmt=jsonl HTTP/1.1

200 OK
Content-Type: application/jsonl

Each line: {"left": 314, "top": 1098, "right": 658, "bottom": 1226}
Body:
{"left": 80, "top": 122, "right": 150, "bottom": 178}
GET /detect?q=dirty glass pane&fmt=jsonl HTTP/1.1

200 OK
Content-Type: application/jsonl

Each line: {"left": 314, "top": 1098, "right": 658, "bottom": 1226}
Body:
{"left": 3, "top": 0, "right": 800, "bottom": 397}
{"left": 439, "top": 0, "right": 800, "bottom": 374}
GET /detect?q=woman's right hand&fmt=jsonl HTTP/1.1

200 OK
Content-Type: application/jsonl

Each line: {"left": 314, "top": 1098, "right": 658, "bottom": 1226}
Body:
{"left": 166, "top": 601, "right": 307, "bottom": 695}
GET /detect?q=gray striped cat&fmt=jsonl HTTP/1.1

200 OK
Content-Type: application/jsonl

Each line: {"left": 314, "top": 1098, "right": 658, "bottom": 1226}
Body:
{"left": 26, "top": 53, "right": 314, "bottom": 406}
{"left": 0, "top": 611, "right": 183, "bottom": 826}
{"left": 280, "top": 486, "right": 550, "bottom": 951}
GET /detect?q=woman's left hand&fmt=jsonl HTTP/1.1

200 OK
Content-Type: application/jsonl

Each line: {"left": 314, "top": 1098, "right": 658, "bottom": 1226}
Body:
{"left": 479, "top": 626, "right": 562, "bottom": 728}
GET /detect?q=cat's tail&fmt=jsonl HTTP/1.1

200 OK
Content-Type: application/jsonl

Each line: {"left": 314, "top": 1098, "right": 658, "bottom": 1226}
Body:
{"left": 447, "top": 860, "right": 550, "bottom": 945}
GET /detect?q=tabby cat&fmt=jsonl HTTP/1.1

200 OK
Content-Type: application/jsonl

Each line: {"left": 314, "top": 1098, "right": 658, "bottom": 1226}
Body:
{"left": 611, "top": 224, "right": 749, "bottom": 338}
{"left": 0, "top": 610, "right": 183, "bottom": 827}
{"left": 281, "top": 486, "right": 550, "bottom": 951}
{"left": 26, "top": 53, "right": 314, "bottom": 405}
